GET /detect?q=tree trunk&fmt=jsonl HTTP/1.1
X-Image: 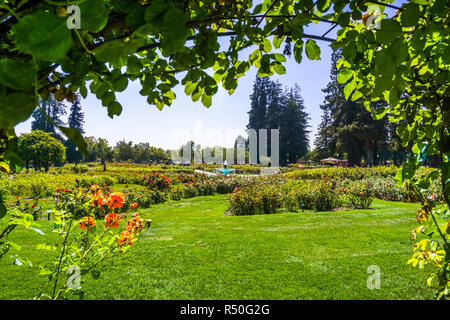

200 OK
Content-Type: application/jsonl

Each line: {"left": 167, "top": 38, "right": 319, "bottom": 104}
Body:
{"left": 373, "top": 141, "right": 378, "bottom": 166}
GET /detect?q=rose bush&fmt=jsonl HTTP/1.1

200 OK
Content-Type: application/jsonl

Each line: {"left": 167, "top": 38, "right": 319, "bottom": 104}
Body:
{"left": 37, "top": 185, "right": 149, "bottom": 300}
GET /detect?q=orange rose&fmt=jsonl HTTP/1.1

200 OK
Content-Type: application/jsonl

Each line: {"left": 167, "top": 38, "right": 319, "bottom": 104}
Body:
{"left": 131, "top": 202, "right": 138, "bottom": 209}
{"left": 104, "top": 212, "right": 122, "bottom": 228}
{"left": 118, "top": 231, "right": 134, "bottom": 247}
{"left": 107, "top": 192, "right": 126, "bottom": 209}
{"left": 79, "top": 216, "right": 96, "bottom": 231}
{"left": 127, "top": 213, "right": 145, "bottom": 233}
{"left": 91, "top": 195, "right": 105, "bottom": 207}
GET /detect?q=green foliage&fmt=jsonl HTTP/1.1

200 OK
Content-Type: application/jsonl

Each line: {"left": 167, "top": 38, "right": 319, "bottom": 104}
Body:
{"left": 38, "top": 186, "right": 147, "bottom": 300}
{"left": 18, "top": 130, "right": 66, "bottom": 171}
{"left": 342, "top": 180, "right": 374, "bottom": 209}
{"left": 335, "top": 0, "right": 449, "bottom": 299}
{"left": 14, "top": 11, "right": 72, "bottom": 61}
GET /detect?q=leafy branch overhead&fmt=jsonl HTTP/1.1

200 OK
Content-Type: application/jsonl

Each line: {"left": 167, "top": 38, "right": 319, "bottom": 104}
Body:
{"left": 0, "top": 1, "right": 390, "bottom": 122}
{"left": 0, "top": 0, "right": 447, "bottom": 160}
{"left": 0, "top": 0, "right": 447, "bottom": 173}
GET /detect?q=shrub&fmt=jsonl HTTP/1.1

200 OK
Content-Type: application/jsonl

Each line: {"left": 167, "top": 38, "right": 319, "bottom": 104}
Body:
{"left": 144, "top": 172, "right": 172, "bottom": 191}
{"left": 123, "top": 187, "right": 153, "bottom": 209}
{"left": 343, "top": 181, "right": 374, "bottom": 209}
{"left": 70, "top": 164, "right": 90, "bottom": 174}
{"left": 11, "top": 198, "right": 44, "bottom": 221}
{"left": 180, "top": 183, "right": 199, "bottom": 198}
{"left": 170, "top": 185, "right": 183, "bottom": 201}
{"left": 309, "top": 180, "right": 343, "bottom": 211}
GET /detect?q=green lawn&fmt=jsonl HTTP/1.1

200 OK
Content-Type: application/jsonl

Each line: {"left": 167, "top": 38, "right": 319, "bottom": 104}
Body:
{"left": 0, "top": 195, "right": 433, "bottom": 299}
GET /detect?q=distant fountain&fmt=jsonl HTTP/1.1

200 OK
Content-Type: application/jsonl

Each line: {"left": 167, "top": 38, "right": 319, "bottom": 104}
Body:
{"left": 215, "top": 160, "right": 235, "bottom": 175}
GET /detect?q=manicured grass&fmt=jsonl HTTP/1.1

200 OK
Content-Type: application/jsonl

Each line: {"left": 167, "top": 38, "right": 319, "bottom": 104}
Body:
{"left": 0, "top": 195, "right": 433, "bottom": 299}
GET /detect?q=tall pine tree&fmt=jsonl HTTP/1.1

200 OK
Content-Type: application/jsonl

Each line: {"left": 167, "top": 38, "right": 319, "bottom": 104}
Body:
{"left": 247, "top": 76, "right": 270, "bottom": 163}
{"left": 247, "top": 77, "right": 310, "bottom": 166}
{"left": 31, "top": 95, "right": 67, "bottom": 141}
{"left": 279, "top": 85, "right": 310, "bottom": 164}
{"left": 65, "top": 95, "right": 85, "bottom": 163}
{"left": 315, "top": 49, "right": 391, "bottom": 166}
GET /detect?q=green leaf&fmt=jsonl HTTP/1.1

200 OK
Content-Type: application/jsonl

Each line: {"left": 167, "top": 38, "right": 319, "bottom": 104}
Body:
{"left": 94, "top": 41, "right": 129, "bottom": 67}
{"left": 101, "top": 92, "right": 115, "bottom": 106}
{"left": 145, "top": 0, "right": 169, "bottom": 23}
{"left": 127, "top": 55, "right": 143, "bottom": 75}
{"left": 272, "top": 62, "right": 286, "bottom": 75}
{"left": 4, "top": 151, "right": 24, "bottom": 173}
{"left": 401, "top": 4, "right": 420, "bottom": 27}
{"left": 201, "top": 93, "right": 212, "bottom": 108}
{"left": 262, "top": 39, "right": 272, "bottom": 53}
{"left": 107, "top": 102, "right": 122, "bottom": 118}
{"left": 0, "top": 59, "right": 37, "bottom": 90}
{"left": 375, "top": 19, "right": 402, "bottom": 44}
{"left": 293, "top": 41, "right": 304, "bottom": 63}
{"left": 343, "top": 78, "right": 356, "bottom": 100}
{"left": 317, "top": 0, "right": 331, "bottom": 12}
{"left": 273, "top": 36, "right": 285, "bottom": 49}
{"left": 112, "top": 76, "right": 129, "bottom": 92}
{"left": 0, "top": 92, "right": 36, "bottom": 128}
{"left": 79, "top": 85, "right": 88, "bottom": 99}
{"left": 337, "top": 12, "right": 351, "bottom": 27}
{"left": 160, "top": 8, "right": 188, "bottom": 53}
{"left": 305, "top": 40, "right": 321, "bottom": 60}
{"left": 373, "top": 107, "right": 387, "bottom": 120}
{"left": 79, "top": 0, "right": 110, "bottom": 32}
{"left": 14, "top": 11, "right": 72, "bottom": 61}
{"left": 351, "top": 90, "right": 363, "bottom": 101}
{"left": 337, "top": 68, "right": 354, "bottom": 84}
{"left": 58, "top": 127, "right": 88, "bottom": 157}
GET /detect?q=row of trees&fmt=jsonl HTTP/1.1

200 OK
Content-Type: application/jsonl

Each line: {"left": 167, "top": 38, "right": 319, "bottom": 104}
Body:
{"left": 247, "top": 77, "right": 310, "bottom": 166}
{"left": 85, "top": 138, "right": 169, "bottom": 170}
{"left": 26, "top": 95, "right": 170, "bottom": 170}
{"left": 17, "top": 130, "right": 172, "bottom": 172}
{"left": 311, "top": 50, "right": 409, "bottom": 167}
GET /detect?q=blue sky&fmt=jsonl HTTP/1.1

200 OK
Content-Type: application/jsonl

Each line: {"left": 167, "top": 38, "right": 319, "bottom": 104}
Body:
{"left": 15, "top": 3, "right": 401, "bottom": 151}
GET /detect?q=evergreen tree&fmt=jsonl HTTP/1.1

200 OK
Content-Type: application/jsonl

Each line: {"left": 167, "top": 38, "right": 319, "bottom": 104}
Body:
{"left": 265, "top": 80, "right": 284, "bottom": 164}
{"left": 279, "top": 85, "right": 310, "bottom": 164}
{"left": 65, "top": 95, "right": 85, "bottom": 163}
{"left": 247, "top": 76, "right": 270, "bottom": 163}
{"left": 31, "top": 95, "right": 67, "bottom": 141}
{"left": 265, "top": 80, "right": 284, "bottom": 130}
{"left": 315, "top": 49, "right": 390, "bottom": 166}
{"left": 247, "top": 77, "right": 269, "bottom": 131}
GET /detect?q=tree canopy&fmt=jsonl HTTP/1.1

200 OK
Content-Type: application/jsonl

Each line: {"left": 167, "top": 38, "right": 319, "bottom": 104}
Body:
{"left": 0, "top": 0, "right": 449, "bottom": 298}
{"left": 17, "top": 130, "right": 66, "bottom": 171}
